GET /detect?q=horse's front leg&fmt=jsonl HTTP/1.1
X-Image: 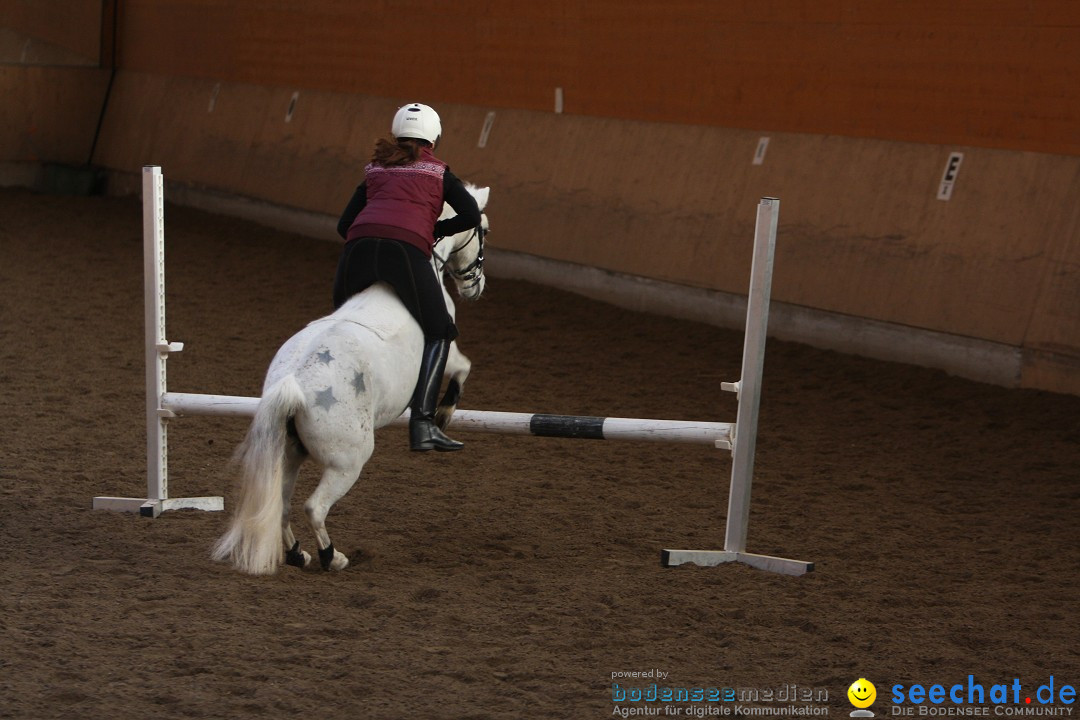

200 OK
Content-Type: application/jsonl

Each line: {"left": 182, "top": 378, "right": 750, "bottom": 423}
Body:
{"left": 435, "top": 341, "right": 470, "bottom": 430}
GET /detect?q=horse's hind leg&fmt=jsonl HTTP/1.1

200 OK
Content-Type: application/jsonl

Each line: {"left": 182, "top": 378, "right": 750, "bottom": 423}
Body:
{"left": 281, "top": 434, "right": 311, "bottom": 569}
{"left": 304, "top": 464, "right": 361, "bottom": 571}
{"left": 304, "top": 440, "right": 371, "bottom": 571}
{"left": 435, "top": 341, "right": 471, "bottom": 430}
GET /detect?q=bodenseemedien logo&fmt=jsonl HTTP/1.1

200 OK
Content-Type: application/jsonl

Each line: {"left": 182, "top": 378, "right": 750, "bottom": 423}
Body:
{"left": 608, "top": 671, "right": 830, "bottom": 717}
{"left": 849, "top": 678, "right": 877, "bottom": 717}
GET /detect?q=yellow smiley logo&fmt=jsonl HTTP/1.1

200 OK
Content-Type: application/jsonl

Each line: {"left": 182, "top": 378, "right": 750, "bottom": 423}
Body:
{"left": 848, "top": 678, "right": 877, "bottom": 709}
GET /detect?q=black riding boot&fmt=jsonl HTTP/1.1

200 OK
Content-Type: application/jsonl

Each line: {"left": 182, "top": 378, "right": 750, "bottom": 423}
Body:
{"left": 409, "top": 338, "right": 464, "bottom": 452}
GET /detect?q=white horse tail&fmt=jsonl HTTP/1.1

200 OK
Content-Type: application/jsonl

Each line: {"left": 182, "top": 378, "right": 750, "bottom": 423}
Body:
{"left": 211, "top": 375, "right": 307, "bottom": 575}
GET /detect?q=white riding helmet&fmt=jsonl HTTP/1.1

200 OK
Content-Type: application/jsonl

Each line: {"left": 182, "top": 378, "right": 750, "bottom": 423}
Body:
{"left": 392, "top": 103, "right": 442, "bottom": 145}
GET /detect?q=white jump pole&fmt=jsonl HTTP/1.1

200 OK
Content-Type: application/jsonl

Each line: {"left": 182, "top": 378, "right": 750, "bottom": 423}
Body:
{"left": 158, "top": 393, "right": 735, "bottom": 447}
{"left": 661, "top": 198, "right": 813, "bottom": 576}
{"left": 92, "top": 166, "right": 224, "bottom": 518}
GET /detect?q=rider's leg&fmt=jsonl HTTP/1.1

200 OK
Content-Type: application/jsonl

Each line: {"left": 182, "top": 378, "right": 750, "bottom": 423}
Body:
{"left": 408, "top": 336, "right": 463, "bottom": 451}
{"left": 332, "top": 238, "right": 380, "bottom": 309}
{"left": 381, "top": 242, "right": 465, "bottom": 452}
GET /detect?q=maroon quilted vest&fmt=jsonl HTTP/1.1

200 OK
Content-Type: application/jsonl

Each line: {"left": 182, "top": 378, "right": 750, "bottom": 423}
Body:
{"left": 346, "top": 147, "right": 446, "bottom": 256}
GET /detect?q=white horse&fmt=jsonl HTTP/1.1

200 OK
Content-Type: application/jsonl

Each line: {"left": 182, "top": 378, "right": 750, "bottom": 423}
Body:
{"left": 212, "top": 185, "right": 489, "bottom": 575}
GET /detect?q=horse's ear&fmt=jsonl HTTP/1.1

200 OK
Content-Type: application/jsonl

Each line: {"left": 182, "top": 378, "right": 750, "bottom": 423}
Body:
{"left": 474, "top": 187, "right": 490, "bottom": 211}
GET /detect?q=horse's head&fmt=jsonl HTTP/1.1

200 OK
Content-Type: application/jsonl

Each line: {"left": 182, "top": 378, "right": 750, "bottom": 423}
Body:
{"left": 436, "top": 184, "right": 489, "bottom": 301}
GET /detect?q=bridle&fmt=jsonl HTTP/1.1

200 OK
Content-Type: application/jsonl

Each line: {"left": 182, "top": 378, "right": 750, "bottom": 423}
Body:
{"left": 437, "top": 221, "right": 486, "bottom": 294}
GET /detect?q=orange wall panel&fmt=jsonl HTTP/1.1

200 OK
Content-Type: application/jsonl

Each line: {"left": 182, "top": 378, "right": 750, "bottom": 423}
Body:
{"left": 112, "top": 1, "right": 1080, "bottom": 156}
{"left": 0, "top": 0, "right": 101, "bottom": 63}
{"left": 0, "top": 66, "right": 109, "bottom": 164}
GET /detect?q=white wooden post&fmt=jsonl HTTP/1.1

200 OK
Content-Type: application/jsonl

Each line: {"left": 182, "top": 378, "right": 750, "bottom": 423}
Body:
{"left": 92, "top": 166, "right": 224, "bottom": 517}
{"left": 146, "top": 163, "right": 169, "bottom": 504}
{"left": 724, "top": 196, "right": 777, "bottom": 554}
{"left": 662, "top": 198, "right": 814, "bottom": 575}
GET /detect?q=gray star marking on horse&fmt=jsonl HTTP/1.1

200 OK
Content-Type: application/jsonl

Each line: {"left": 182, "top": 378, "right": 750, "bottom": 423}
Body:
{"left": 351, "top": 371, "right": 366, "bottom": 396}
{"left": 314, "top": 387, "right": 338, "bottom": 411}
{"left": 316, "top": 349, "right": 334, "bottom": 365}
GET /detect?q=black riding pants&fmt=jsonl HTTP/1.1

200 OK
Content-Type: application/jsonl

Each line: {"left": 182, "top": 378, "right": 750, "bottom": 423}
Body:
{"left": 332, "top": 237, "right": 458, "bottom": 341}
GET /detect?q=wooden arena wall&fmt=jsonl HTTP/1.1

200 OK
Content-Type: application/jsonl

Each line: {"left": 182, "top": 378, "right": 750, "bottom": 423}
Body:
{"left": 0, "top": 0, "right": 101, "bottom": 65}
{"left": 0, "top": 0, "right": 109, "bottom": 170}
{"left": 2, "top": 1, "right": 1078, "bottom": 395}
{"left": 0, "top": 65, "right": 109, "bottom": 166}
{"left": 110, "top": 0, "right": 1080, "bottom": 157}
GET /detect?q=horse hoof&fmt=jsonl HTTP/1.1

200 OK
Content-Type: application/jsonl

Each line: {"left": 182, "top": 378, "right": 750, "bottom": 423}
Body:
{"left": 285, "top": 542, "right": 311, "bottom": 568}
{"left": 329, "top": 551, "right": 349, "bottom": 571}
{"left": 285, "top": 550, "right": 311, "bottom": 568}
{"left": 319, "top": 544, "right": 350, "bottom": 571}
{"left": 434, "top": 405, "right": 455, "bottom": 431}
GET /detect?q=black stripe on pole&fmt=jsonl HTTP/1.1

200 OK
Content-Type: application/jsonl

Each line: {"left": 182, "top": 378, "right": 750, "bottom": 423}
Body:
{"left": 529, "top": 414, "right": 605, "bottom": 439}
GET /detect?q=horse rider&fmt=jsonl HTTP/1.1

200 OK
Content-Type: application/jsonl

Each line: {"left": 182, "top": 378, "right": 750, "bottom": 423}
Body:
{"left": 334, "top": 103, "right": 481, "bottom": 452}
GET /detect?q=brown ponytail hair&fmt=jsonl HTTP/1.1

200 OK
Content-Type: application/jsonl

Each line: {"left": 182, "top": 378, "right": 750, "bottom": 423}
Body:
{"left": 371, "top": 136, "right": 430, "bottom": 167}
